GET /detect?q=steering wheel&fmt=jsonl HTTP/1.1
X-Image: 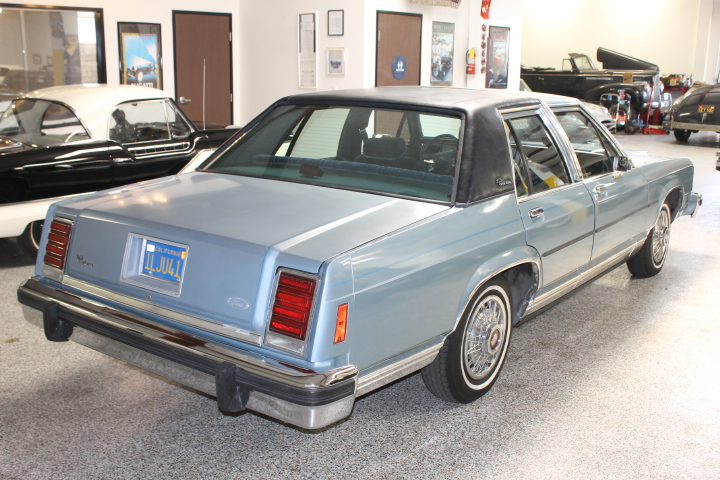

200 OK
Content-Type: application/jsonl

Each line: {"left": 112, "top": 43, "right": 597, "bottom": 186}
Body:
{"left": 64, "top": 129, "right": 85, "bottom": 143}
{"left": 422, "top": 134, "right": 458, "bottom": 159}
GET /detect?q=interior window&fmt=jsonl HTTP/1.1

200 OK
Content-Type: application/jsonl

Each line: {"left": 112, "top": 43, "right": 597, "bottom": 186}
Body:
{"left": 555, "top": 111, "right": 615, "bottom": 178}
{"left": 505, "top": 115, "right": 570, "bottom": 195}
{"left": 40, "top": 103, "right": 89, "bottom": 142}
{"left": 109, "top": 100, "right": 170, "bottom": 143}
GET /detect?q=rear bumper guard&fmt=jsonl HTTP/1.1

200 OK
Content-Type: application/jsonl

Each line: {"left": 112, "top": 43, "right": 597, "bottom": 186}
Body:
{"left": 680, "top": 191, "right": 702, "bottom": 218}
{"left": 17, "top": 277, "right": 357, "bottom": 430}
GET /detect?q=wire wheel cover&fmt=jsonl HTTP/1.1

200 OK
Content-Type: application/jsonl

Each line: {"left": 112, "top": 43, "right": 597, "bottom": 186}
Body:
{"left": 652, "top": 208, "right": 671, "bottom": 266}
{"left": 463, "top": 294, "right": 507, "bottom": 381}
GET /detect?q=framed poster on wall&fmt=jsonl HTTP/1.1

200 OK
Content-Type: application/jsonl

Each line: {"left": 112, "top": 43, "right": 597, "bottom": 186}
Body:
{"left": 430, "top": 22, "right": 454, "bottom": 86}
{"left": 485, "top": 26, "right": 509, "bottom": 89}
{"left": 118, "top": 22, "right": 162, "bottom": 89}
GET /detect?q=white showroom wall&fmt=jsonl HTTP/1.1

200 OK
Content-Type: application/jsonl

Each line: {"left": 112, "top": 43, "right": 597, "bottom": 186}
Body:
{"left": 521, "top": 0, "right": 720, "bottom": 82}
{"left": 239, "top": 0, "right": 525, "bottom": 122}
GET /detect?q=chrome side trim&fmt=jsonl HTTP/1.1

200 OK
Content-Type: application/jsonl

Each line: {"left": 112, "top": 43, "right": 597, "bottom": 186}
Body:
{"left": 356, "top": 340, "right": 445, "bottom": 397}
{"left": 62, "top": 275, "right": 262, "bottom": 346}
{"left": 19, "top": 277, "right": 357, "bottom": 390}
{"left": 525, "top": 242, "right": 640, "bottom": 315}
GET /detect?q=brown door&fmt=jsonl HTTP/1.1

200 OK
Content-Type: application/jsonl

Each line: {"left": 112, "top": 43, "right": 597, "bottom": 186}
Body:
{"left": 173, "top": 11, "right": 233, "bottom": 128}
{"left": 376, "top": 12, "right": 422, "bottom": 87}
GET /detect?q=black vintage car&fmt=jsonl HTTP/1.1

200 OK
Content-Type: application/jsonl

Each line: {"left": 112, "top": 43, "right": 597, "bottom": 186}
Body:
{"left": 663, "top": 83, "right": 720, "bottom": 142}
{"left": 0, "top": 84, "right": 237, "bottom": 253}
{"left": 521, "top": 48, "right": 667, "bottom": 125}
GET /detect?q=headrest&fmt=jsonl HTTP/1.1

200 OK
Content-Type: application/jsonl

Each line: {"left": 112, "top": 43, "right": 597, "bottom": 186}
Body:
{"left": 363, "top": 137, "right": 407, "bottom": 158}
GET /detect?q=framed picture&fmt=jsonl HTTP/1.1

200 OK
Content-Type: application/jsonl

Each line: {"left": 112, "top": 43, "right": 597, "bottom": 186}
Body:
{"left": 485, "top": 26, "right": 509, "bottom": 89}
{"left": 326, "top": 47, "right": 345, "bottom": 75}
{"left": 328, "top": 10, "right": 344, "bottom": 36}
{"left": 118, "top": 22, "right": 162, "bottom": 89}
{"left": 430, "top": 22, "right": 455, "bottom": 87}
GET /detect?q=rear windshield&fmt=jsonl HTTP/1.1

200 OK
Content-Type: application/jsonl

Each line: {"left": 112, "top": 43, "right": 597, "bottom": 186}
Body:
{"left": 204, "top": 105, "right": 462, "bottom": 202}
{"left": 0, "top": 99, "right": 90, "bottom": 146}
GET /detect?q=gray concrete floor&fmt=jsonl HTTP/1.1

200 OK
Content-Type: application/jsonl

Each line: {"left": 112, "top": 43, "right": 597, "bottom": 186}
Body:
{"left": 1, "top": 131, "right": 719, "bottom": 480}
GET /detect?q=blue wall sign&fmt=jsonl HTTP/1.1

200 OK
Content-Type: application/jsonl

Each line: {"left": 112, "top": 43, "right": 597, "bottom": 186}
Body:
{"left": 392, "top": 55, "right": 407, "bottom": 80}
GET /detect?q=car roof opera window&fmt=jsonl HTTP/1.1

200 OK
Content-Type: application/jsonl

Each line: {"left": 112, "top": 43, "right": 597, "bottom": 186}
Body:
{"left": 554, "top": 110, "right": 620, "bottom": 178}
{"left": 109, "top": 100, "right": 191, "bottom": 144}
{"left": 204, "top": 105, "right": 461, "bottom": 203}
{"left": 505, "top": 115, "right": 570, "bottom": 196}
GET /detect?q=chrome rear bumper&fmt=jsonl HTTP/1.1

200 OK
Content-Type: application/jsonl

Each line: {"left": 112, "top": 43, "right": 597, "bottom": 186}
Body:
{"left": 679, "top": 191, "right": 702, "bottom": 218}
{"left": 17, "top": 277, "right": 357, "bottom": 430}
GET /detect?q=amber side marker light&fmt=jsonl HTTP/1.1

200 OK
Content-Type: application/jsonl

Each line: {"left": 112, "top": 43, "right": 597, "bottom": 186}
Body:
{"left": 334, "top": 303, "right": 348, "bottom": 344}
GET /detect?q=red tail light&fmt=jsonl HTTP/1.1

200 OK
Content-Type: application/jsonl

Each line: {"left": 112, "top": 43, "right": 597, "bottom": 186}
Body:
{"left": 268, "top": 271, "right": 317, "bottom": 340}
{"left": 43, "top": 219, "right": 73, "bottom": 270}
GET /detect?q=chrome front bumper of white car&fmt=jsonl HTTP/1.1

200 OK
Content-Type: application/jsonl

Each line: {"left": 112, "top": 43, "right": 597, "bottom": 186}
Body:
{"left": 17, "top": 277, "right": 358, "bottom": 430}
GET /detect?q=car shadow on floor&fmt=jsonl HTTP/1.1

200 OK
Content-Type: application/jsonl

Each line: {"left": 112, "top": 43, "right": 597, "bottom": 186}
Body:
{"left": 0, "top": 238, "right": 36, "bottom": 268}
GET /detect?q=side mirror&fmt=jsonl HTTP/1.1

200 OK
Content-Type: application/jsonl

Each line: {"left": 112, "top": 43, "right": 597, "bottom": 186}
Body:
{"left": 612, "top": 155, "right": 631, "bottom": 172}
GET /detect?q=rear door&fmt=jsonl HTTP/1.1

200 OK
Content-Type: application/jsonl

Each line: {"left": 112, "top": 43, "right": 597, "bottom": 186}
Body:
{"left": 504, "top": 109, "right": 595, "bottom": 291}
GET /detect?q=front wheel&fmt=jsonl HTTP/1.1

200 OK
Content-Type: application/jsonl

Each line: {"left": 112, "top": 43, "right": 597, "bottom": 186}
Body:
{"left": 422, "top": 277, "right": 512, "bottom": 403}
{"left": 627, "top": 203, "right": 671, "bottom": 277}
{"left": 18, "top": 220, "right": 44, "bottom": 257}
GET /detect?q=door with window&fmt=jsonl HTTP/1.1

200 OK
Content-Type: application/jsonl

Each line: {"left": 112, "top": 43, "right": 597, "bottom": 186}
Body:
{"left": 109, "top": 99, "right": 194, "bottom": 184}
{"left": 552, "top": 109, "right": 649, "bottom": 263}
{"left": 505, "top": 111, "right": 595, "bottom": 290}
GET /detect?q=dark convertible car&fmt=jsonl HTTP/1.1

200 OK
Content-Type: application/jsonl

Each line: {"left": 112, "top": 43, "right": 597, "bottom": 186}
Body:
{"left": 521, "top": 48, "right": 668, "bottom": 125}
{"left": 0, "top": 84, "right": 237, "bottom": 253}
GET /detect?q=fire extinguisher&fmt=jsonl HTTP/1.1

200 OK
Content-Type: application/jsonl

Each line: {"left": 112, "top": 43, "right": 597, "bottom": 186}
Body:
{"left": 466, "top": 48, "right": 477, "bottom": 75}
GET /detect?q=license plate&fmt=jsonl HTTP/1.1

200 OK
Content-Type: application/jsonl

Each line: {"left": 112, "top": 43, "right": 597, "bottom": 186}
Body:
{"left": 141, "top": 240, "right": 187, "bottom": 284}
{"left": 698, "top": 105, "right": 715, "bottom": 114}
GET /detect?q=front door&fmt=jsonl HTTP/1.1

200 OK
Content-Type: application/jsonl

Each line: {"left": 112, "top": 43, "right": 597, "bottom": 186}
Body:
{"left": 376, "top": 12, "right": 422, "bottom": 87}
{"left": 173, "top": 11, "right": 233, "bottom": 128}
{"left": 551, "top": 108, "right": 649, "bottom": 263}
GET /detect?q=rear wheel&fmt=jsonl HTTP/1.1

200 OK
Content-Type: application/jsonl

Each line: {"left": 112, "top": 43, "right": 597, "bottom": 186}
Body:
{"left": 18, "top": 220, "right": 44, "bottom": 257}
{"left": 673, "top": 129, "right": 691, "bottom": 141}
{"left": 422, "top": 277, "right": 512, "bottom": 403}
{"left": 627, "top": 203, "right": 671, "bottom": 277}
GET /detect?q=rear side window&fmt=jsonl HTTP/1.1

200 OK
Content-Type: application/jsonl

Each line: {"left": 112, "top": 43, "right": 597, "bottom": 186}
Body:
{"left": 205, "top": 105, "right": 462, "bottom": 203}
{"left": 505, "top": 115, "right": 570, "bottom": 195}
{"left": 109, "top": 99, "right": 192, "bottom": 144}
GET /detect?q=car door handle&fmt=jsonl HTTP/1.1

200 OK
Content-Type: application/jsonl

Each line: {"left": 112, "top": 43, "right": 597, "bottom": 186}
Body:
{"left": 594, "top": 184, "right": 609, "bottom": 199}
{"left": 528, "top": 207, "right": 544, "bottom": 220}
{"left": 179, "top": 96, "right": 192, "bottom": 104}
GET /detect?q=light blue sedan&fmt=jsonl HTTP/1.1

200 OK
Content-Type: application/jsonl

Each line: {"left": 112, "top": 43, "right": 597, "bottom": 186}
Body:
{"left": 18, "top": 88, "right": 701, "bottom": 429}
